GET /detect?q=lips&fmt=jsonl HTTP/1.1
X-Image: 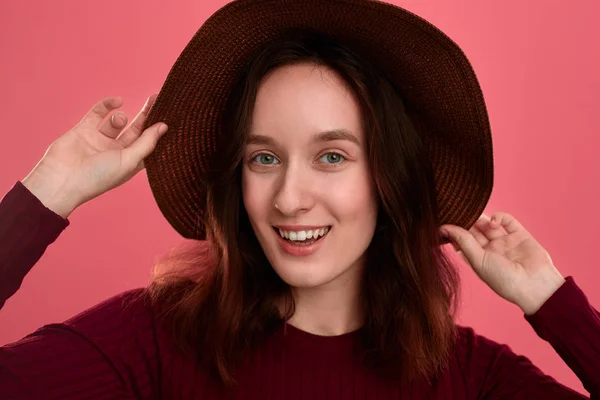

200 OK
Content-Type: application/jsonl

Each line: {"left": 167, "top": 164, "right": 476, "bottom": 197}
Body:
{"left": 273, "top": 226, "right": 331, "bottom": 256}
{"left": 272, "top": 226, "right": 331, "bottom": 242}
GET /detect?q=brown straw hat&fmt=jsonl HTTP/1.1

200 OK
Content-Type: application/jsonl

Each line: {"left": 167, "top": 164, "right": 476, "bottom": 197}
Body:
{"left": 143, "top": 0, "right": 494, "bottom": 242}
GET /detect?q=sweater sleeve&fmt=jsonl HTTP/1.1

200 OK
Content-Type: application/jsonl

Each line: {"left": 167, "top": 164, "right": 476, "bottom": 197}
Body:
{"left": 524, "top": 277, "right": 600, "bottom": 397}
{"left": 458, "top": 277, "right": 599, "bottom": 399}
{"left": 0, "top": 181, "right": 69, "bottom": 310}
{"left": 0, "top": 182, "right": 160, "bottom": 399}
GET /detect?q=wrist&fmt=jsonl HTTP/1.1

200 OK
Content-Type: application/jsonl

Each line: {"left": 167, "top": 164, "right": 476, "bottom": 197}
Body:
{"left": 21, "top": 167, "right": 80, "bottom": 219}
{"left": 517, "top": 271, "right": 566, "bottom": 315}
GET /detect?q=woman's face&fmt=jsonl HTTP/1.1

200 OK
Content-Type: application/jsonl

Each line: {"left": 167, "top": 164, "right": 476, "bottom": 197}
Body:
{"left": 242, "top": 63, "right": 378, "bottom": 289}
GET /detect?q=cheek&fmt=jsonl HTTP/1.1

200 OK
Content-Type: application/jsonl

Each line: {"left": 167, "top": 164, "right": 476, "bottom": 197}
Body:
{"left": 241, "top": 170, "right": 269, "bottom": 221}
{"left": 326, "top": 170, "right": 377, "bottom": 217}
{"left": 334, "top": 191, "right": 378, "bottom": 229}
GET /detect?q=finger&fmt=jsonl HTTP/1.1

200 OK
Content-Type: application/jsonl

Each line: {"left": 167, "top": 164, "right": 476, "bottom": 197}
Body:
{"left": 469, "top": 222, "right": 490, "bottom": 248}
{"left": 117, "top": 94, "right": 158, "bottom": 147}
{"left": 129, "top": 160, "right": 145, "bottom": 176}
{"left": 456, "top": 250, "right": 470, "bottom": 266}
{"left": 79, "top": 96, "right": 124, "bottom": 128}
{"left": 98, "top": 110, "right": 128, "bottom": 139}
{"left": 440, "top": 225, "right": 486, "bottom": 271}
{"left": 490, "top": 212, "right": 527, "bottom": 234}
{"left": 473, "top": 214, "right": 507, "bottom": 241}
{"left": 122, "top": 123, "right": 168, "bottom": 169}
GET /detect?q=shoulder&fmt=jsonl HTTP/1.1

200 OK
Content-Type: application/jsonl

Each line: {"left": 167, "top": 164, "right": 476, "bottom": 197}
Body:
{"left": 54, "top": 288, "right": 167, "bottom": 381}
{"left": 3, "top": 289, "right": 166, "bottom": 398}
{"left": 450, "top": 325, "right": 563, "bottom": 398}
{"left": 62, "top": 288, "right": 155, "bottom": 332}
{"left": 454, "top": 324, "right": 507, "bottom": 358}
{"left": 453, "top": 324, "right": 535, "bottom": 373}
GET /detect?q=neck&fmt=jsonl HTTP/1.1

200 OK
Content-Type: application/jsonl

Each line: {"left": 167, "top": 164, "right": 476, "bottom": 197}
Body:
{"left": 284, "top": 261, "right": 365, "bottom": 337}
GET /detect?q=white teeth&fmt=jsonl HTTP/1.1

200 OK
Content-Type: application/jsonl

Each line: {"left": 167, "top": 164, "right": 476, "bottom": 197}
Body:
{"left": 277, "top": 227, "right": 330, "bottom": 241}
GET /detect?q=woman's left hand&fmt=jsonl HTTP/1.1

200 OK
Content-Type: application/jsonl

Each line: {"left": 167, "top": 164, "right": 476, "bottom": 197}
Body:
{"left": 440, "top": 212, "right": 566, "bottom": 315}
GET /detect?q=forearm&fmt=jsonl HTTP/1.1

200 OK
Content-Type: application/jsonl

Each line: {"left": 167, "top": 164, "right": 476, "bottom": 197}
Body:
{"left": 526, "top": 277, "right": 600, "bottom": 396}
{"left": 0, "top": 181, "right": 69, "bottom": 309}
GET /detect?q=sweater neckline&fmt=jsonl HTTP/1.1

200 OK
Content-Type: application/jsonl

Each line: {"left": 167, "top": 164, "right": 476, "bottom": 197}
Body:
{"left": 281, "top": 322, "right": 362, "bottom": 350}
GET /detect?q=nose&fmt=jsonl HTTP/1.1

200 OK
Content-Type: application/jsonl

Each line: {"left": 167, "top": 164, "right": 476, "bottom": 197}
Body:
{"left": 272, "top": 164, "right": 315, "bottom": 216}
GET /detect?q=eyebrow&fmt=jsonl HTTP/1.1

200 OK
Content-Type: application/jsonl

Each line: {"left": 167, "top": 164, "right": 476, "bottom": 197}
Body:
{"left": 246, "top": 129, "right": 361, "bottom": 147}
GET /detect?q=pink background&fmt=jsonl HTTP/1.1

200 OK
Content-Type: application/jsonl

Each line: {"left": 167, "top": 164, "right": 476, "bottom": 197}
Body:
{"left": 0, "top": 0, "right": 598, "bottom": 394}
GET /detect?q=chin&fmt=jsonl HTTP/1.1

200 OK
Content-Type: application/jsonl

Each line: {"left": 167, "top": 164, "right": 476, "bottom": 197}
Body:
{"left": 271, "top": 264, "right": 336, "bottom": 289}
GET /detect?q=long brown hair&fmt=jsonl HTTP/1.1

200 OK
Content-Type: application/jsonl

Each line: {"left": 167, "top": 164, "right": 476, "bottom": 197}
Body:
{"left": 147, "top": 31, "right": 460, "bottom": 387}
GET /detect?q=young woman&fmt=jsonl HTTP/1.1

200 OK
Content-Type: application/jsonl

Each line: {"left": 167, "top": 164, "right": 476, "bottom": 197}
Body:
{"left": 1, "top": 0, "right": 598, "bottom": 398}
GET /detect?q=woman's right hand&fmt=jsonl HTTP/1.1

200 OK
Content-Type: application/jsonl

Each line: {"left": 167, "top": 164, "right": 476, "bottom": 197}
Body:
{"left": 21, "top": 95, "right": 168, "bottom": 219}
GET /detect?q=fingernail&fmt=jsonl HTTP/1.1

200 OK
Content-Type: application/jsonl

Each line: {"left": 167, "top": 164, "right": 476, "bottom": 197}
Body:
{"left": 440, "top": 228, "right": 449, "bottom": 238}
{"left": 158, "top": 123, "right": 168, "bottom": 135}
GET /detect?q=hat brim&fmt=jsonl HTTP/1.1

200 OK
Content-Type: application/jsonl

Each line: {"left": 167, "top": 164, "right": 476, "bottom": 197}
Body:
{"left": 143, "top": 0, "right": 494, "bottom": 241}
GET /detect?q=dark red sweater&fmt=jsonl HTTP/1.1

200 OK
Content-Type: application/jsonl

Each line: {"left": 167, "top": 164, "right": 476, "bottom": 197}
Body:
{"left": 0, "top": 180, "right": 598, "bottom": 399}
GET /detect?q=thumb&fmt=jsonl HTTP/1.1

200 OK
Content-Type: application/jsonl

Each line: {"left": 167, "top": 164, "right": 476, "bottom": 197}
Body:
{"left": 122, "top": 123, "right": 168, "bottom": 168}
{"left": 440, "top": 225, "right": 485, "bottom": 269}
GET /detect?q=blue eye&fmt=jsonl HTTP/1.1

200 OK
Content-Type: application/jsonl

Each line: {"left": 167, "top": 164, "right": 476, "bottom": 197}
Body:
{"left": 252, "top": 153, "right": 279, "bottom": 165}
{"left": 250, "top": 152, "right": 346, "bottom": 166}
{"left": 320, "top": 152, "right": 345, "bottom": 164}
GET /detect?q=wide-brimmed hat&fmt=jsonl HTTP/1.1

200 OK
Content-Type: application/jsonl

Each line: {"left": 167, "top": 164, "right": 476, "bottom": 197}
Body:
{"left": 143, "top": 0, "right": 494, "bottom": 242}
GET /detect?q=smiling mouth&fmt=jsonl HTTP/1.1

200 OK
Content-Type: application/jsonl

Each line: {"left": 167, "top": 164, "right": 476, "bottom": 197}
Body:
{"left": 272, "top": 226, "right": 332, "bottom": 243}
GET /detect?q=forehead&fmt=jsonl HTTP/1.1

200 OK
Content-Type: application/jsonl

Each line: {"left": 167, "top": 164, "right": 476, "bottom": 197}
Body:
{"left": 248, "top": 63, "right": 364, "bottom": 146}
